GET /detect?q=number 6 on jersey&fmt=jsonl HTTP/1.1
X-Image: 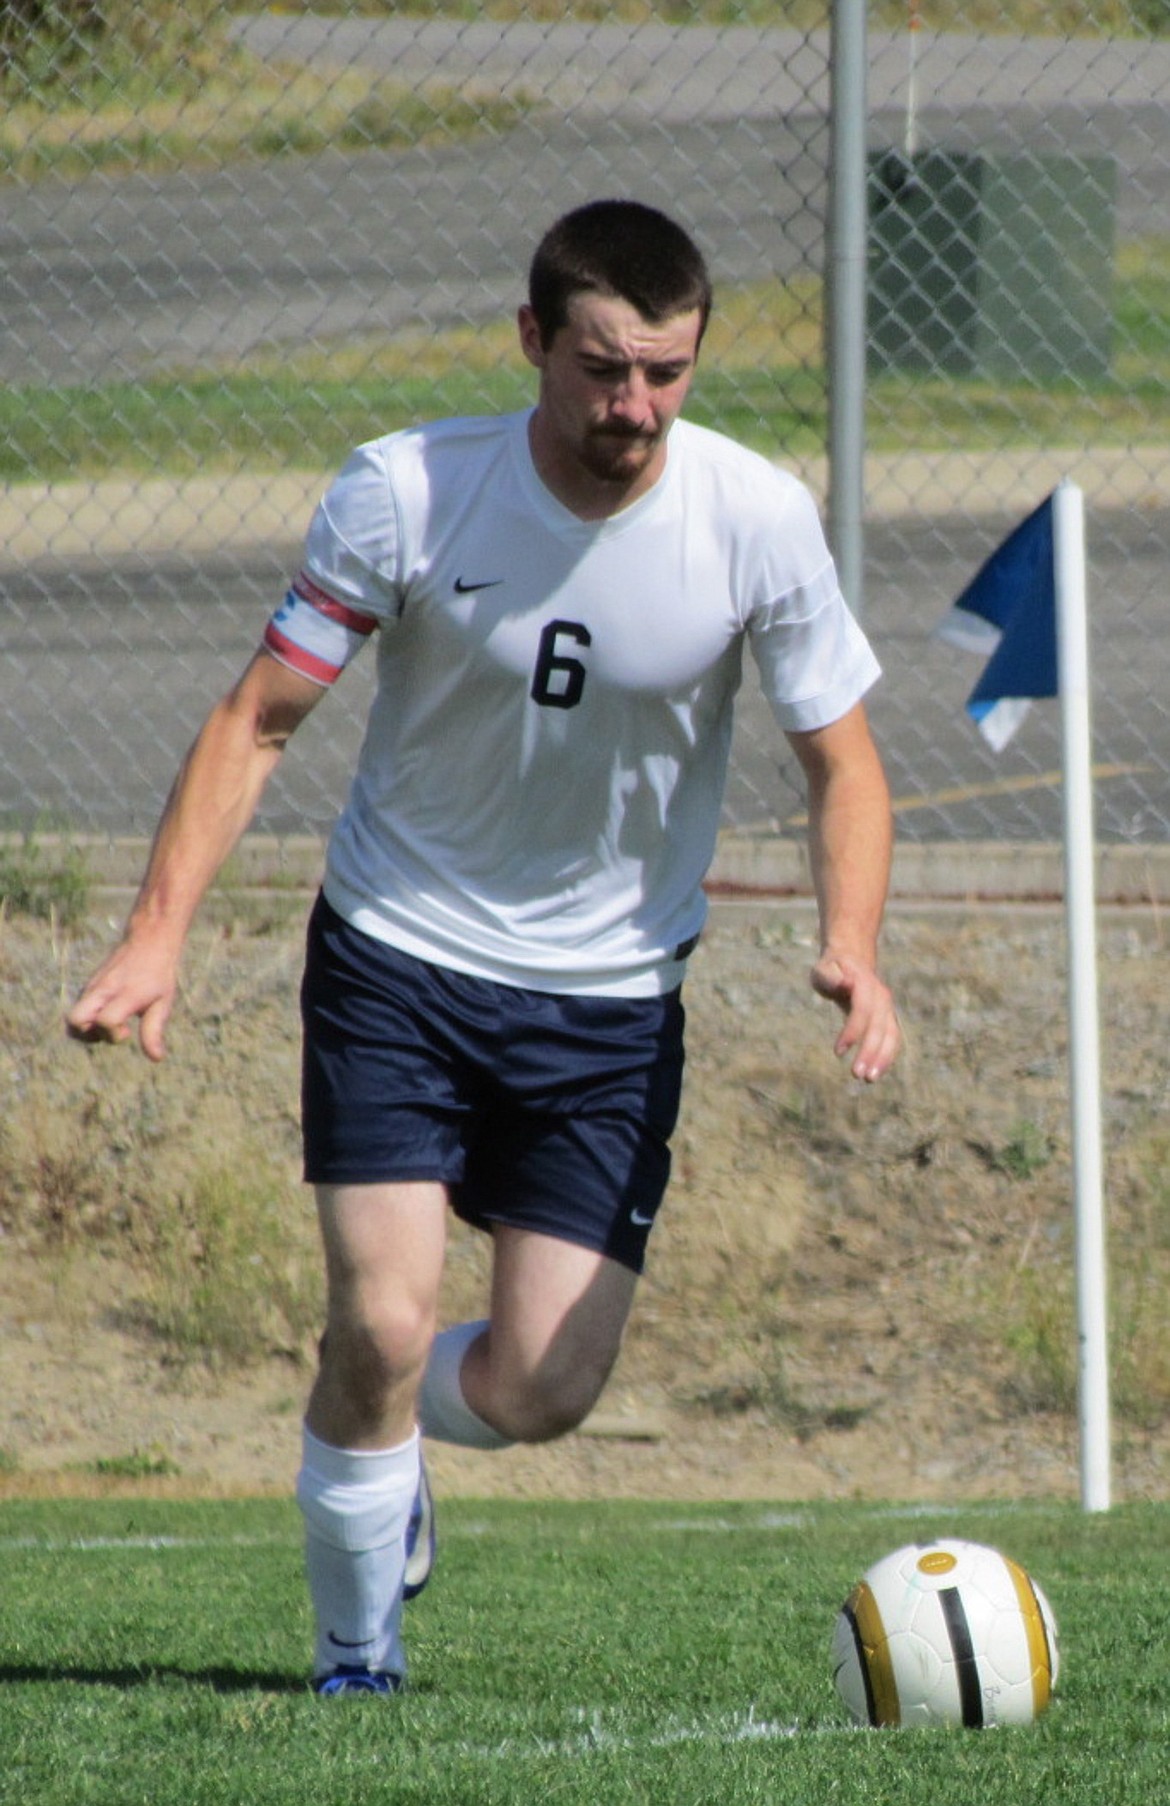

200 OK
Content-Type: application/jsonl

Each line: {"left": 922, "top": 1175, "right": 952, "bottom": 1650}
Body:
{"left": 531, "top": 619, "right": 592, "bottom": 709}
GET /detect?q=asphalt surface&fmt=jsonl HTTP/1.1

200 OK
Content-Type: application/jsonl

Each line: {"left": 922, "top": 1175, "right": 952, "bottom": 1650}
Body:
{"left": 5, "top": 501, "right": 1164, "bottom": 846}
{"left": 4, "top": 22, "right": 1169, "bottom": 385}
{"left": 3, "top": 20, "right": 1168, "bottom": 847}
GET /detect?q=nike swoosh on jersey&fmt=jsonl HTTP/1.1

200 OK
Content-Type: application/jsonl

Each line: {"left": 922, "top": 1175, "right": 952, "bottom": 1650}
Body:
{"left": 454, "top": 576, "right": 504, "bottom": 593}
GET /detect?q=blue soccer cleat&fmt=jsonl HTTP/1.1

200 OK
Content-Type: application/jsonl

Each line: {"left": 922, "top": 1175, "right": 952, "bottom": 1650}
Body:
{"left": 314, "top": 1665, "right": 403, "bottom": 1698}
{"left": 403, "top": 1459, "right": 436, "bottom": 1601}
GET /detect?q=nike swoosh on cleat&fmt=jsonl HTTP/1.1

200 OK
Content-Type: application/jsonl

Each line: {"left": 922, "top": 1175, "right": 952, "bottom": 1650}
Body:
{"left": 454, "top": 576, "right": 504, "bottom": 593}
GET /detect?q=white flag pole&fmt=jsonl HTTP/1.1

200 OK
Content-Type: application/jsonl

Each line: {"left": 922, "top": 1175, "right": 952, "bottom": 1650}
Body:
{"left": 1053, "top": 479, "right": 1111, "bottom": 1512}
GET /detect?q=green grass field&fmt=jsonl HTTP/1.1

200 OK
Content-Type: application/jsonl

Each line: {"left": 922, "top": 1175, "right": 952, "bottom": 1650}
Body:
{"left": 1, "top": 1496, "right": 1166, "bottom": 1804}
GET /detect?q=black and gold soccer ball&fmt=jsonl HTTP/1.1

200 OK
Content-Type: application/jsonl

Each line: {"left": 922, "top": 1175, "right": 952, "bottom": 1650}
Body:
{"left": 832, "top": 1538, "right": 1060, "bottom": 1729}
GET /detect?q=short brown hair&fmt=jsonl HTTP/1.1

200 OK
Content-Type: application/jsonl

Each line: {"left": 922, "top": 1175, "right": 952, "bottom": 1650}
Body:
{"left": 527, "top": 199, "right": 712, "bottom": 350}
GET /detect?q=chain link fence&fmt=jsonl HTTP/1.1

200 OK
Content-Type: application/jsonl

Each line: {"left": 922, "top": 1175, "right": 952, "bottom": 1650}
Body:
{"left": 2, "top": 2, "right": 1168, "bottom": 857}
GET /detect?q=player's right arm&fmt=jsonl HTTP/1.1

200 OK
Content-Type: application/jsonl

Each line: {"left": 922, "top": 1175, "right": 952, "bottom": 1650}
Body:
{"left": 66, "top": 649, "right": 325, "bottom": 1062}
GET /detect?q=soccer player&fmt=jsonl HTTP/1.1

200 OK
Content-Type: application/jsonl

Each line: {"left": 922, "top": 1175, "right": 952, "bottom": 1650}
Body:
{"left": 68, "top": 199, "right": 901, "bottom": 1695}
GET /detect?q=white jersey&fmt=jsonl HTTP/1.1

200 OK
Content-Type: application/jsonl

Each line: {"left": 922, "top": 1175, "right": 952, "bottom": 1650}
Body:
{"left": 264, "top": 410, "right": 880, "bottom": 996}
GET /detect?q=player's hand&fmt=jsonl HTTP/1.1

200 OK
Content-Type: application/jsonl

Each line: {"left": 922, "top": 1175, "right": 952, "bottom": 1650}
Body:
{"left": 65, "top": 937, "right": 180, "bottom": 1064}
{"left": 810, "top": 949, "right": 900, "bottom": 1083}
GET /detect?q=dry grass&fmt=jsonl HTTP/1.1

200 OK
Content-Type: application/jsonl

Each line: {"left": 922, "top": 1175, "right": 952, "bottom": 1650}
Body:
{"left": 251, "top": 2, "right": 1167, "bottom": 37}
{"left": 1, "top": 893, "right": 1168, "bottom": 1497}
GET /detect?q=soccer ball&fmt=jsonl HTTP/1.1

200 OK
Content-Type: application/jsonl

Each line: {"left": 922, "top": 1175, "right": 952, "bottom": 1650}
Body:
{"left": 831, "top": 1538, "right": 1060, "bottom": 1729}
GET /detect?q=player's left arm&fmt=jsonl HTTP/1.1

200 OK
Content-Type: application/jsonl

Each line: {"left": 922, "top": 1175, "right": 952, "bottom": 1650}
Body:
{"left": 785, "top": 701, "right": 901, "bottom": 1082}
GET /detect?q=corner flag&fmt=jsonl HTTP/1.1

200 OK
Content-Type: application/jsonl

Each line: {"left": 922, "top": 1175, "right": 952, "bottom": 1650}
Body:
{"left": 937, "top": 480, "right": 1111, "bottom": 1513}
{"left": 934, "top": 492, "right": 1057, "bottom": 750}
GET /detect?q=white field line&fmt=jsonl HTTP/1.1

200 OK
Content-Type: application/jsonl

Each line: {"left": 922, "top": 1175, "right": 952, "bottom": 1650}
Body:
{"left": 0, "top": 1498, "right": 1059, "bottom": 1555}
{"left": 458, "top": 1706, "right": 854, "bottom": 1762}
{"left": 646, "top": 1501, "right": 1059, "bottom": 1534}
{"left": 649, "top": 1511, "right": 814, "bottom": 1532}
{"left": 0, "top": 1534, "right": 297, "bottom": 1552}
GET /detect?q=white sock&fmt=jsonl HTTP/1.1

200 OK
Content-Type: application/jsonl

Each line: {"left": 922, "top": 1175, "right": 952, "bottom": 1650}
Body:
{"left": 418, "top": 1320, "right": 514, "bottom": 1449}
{"left": 296, "top": 1425, "right": 420, "bottom": 1681}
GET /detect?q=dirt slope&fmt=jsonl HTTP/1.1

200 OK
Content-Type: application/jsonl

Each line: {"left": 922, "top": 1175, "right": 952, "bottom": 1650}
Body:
{"left": 2, "top": 897, "right": 1167, "bottom": 1504}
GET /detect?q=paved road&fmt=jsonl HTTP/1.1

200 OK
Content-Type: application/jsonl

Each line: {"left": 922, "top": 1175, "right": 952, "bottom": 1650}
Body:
{"left": 3, "top": 23, "right": 1167, "bottom": 384}
{"left": 4, "top": 503, "right": 1164, "bottom": 845}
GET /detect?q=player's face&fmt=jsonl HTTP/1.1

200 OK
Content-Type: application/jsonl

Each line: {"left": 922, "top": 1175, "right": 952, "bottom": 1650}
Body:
{"left": 520, "top": 291, "right": 702, "bottom": 515}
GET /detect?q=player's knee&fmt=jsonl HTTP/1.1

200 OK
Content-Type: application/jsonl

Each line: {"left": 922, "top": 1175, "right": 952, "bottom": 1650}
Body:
{"left": 493, "top": 1351, "right": 615, "bottom": 1444}
{"left": 320, "top": 1298, "right": 433, "bottom": 1418}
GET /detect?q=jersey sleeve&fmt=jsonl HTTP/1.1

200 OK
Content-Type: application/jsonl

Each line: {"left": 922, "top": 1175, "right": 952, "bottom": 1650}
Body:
{"left": 263, "top": 441, "right": 404, "bottom": 687}
{"left": 746, "top": 479, "right": 881, "bottom": 732}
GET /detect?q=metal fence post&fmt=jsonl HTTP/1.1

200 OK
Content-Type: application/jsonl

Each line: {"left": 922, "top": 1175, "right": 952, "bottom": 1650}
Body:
{"left": 826, "top": 0, "right": 868, "bottom": 619}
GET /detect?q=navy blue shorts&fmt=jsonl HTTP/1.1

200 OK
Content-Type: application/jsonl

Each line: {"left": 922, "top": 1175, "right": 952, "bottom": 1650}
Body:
{"left": 300, "top": 894, "right": 686, "bottom": 1273}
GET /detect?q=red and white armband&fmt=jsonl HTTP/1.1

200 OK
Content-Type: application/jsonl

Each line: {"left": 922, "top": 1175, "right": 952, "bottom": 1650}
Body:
{"left": 263, "top": 570, "right": 379, "bottom": 686}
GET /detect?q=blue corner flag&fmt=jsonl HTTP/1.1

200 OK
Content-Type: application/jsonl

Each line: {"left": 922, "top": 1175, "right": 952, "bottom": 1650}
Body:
{"left": 935, "top": 491, "right": 1058, "bottom": 751}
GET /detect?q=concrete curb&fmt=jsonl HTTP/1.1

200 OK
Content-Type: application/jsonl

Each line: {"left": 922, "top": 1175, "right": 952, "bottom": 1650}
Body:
{"left": 710, "top": 831, "right": 1170, "bottom": 906}
{"left": 12, "top": 832, "right": 1170, "bottom": 910}
{"left": 5, "top": 448, "right": 1170, "bottom": 567}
